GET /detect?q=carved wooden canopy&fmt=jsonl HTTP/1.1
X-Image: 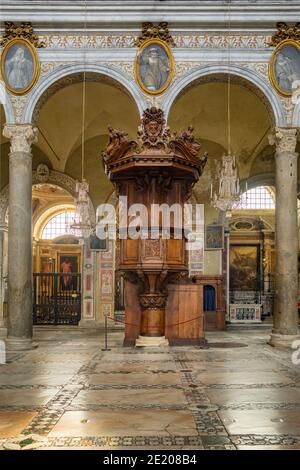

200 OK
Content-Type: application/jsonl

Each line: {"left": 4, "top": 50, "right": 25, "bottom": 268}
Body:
{"left": 101, "top": 107, "right": 208, "bottom": 181}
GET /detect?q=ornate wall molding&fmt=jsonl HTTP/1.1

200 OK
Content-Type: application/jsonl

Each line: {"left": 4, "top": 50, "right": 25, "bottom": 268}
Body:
{"left": 230, "top": 216, "right": 274, "bottom": 232}
{"left": 135, "top": 22, "right": 175, "bottom": 47}
{"left": 269, "top": 22, "right": 300, "bottom": 47}
{"left": 26, "top": 33, "right": 272, "bottom": 50}
{"left": 280, "top": 97, "right": 295, "bottom": 127}
{"left": 10, "top": 95, "right": 28, "bottom": 124}
{"left": 0, "top": 21, "right": 45, "bottom": 47}
{"left": 238, "top": 62, "right": 269, "bottom": 80}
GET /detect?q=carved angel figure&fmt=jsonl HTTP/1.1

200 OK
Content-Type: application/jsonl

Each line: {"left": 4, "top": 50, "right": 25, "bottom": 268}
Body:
{"left": 177, "top": 126, "right": 202, "bottom": 156}
{"left": 105, "top": 126, "right": 128, "bottom": 157}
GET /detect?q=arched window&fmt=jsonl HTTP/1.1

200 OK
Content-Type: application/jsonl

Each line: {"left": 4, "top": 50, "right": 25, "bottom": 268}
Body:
{"left": 237, "top": 186, "right": 275, "bottom": 210}
{"left": 41, "top": 210, "right": 76, "bottom": 240}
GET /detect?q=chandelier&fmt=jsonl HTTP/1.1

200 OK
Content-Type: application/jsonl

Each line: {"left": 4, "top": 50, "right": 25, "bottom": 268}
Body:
{"left": 211, "top": 152, "right": 240, "bottom": 212}
{"left": 70, "top": 179, "right": 94, "bottom": 239}
{"left": 210, "top": 0, "right": 241, "bottom": 213}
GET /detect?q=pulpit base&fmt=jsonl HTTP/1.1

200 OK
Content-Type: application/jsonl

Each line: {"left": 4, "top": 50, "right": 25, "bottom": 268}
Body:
{"left": 135, "top": 335, "right": 169, "bottom": 348}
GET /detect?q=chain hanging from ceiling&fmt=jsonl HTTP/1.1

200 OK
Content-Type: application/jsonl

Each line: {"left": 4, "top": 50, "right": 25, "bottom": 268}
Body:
{"left": 70, "top": 0, "right": 94, "bottom": 239}
{"left": 211, "top": 0, "right": 241, "bottom": 213}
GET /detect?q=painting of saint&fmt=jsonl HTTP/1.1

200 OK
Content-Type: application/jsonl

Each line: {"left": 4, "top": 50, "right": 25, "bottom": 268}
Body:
{"left": 135, "top": 40, "right": 173, "bottom": 94}
{"left": 89, "top": 231, "right": 107, "bottom": 251}
{"left": 1, "top": 39, "right": 38, "bottom": 95}
{"left": 205, "top": 225, "right": 224, "bottom": 250}
{"left": 270, "top": 40, "right": 300, "bottom": 96}
{"left": 230, "top": 245, "right": 259, "bottom": 290}
{"left": 59, "top": 255, "right": 79, "bottom": 291}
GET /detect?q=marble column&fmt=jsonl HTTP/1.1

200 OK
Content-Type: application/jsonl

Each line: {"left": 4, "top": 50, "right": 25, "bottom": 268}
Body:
{"left": 269, "top": 127, "right": 299, "bottom": 348}
{"left": 3, "top": 124, "right": 37, "bottom": 350}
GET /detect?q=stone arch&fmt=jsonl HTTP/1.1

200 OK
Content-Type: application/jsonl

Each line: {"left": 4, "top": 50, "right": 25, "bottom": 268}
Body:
{"left": 242, "top": 174, "right": 275, "bottom": 190}
{"left": 0, "top": 170, "right": 95, "bottom": 224}
{"left": 0, "top": 82, "right": 14, "bottom": 124}
{"left": 162, "top": 64, "right": 286, "bottom": 127}
{"left": 33, "top": 203, "right": 77, "bottom": 240}
{"left": 22, "top": 63, "right": 147, "bottom": 124}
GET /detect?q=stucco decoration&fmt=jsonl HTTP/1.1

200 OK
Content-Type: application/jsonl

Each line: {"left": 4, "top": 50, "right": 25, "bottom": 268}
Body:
{"left": 280, "top": 96, "right": 295, "bottom": 125}
{"left": 35, "top": 33, "right": 271, "bottom": 50}
{"left": 230, "top": 216, "right": 274, "bottom": 232}
{"left": 10, "top": 95, "right": 29, "bottom": 123}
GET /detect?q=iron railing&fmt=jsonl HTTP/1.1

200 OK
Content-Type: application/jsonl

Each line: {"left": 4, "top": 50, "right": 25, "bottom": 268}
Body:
{"left": 33, "top": 272, "right": 81, "bottom": 325}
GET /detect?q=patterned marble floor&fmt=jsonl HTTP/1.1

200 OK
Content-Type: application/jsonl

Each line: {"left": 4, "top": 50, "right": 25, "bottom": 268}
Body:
{"left": 0, "top": 327, "right": 300, "bottom": 450}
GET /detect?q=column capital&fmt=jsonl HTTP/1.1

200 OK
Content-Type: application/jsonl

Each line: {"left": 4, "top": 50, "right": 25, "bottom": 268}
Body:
{"left": 268, "top": 127, "right": 298, "bottom": 154}
{"left": 3, "top": 124, "right": 37, "bottom": 154}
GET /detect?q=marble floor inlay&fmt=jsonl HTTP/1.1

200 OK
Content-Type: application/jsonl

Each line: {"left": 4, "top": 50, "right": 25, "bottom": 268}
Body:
{"left": 0, "top": 328, "right": 299, "bottom": 450}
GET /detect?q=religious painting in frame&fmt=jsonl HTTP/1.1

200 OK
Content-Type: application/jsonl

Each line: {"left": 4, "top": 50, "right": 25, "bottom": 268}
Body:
{"left": 58, "top": 254, "right": 80, "bottom": 291}
{"left": 205, "top": 224, "right": 224, "bottom": 250}
{"left": 0, "top": 38, "right": 40, "bottom": 95}
{"left": 40, "top": 256, "right": 55, "bottom": 273}
{"left": 230, "top": 245, "right": 260, "bottom": 291}
{"left": 134, "top": 38, "right": 174, "bottom": 95}
{"left": 88, "top": 232, "right": 108, "bottom": 252}
{"left": 269, "top": 39, "right": 300, "bottom": 97}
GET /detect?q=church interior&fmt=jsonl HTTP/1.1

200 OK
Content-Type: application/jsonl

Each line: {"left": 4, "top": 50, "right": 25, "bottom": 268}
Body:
{"left": 0, "top": 0, "right": 300, "bottom": 453}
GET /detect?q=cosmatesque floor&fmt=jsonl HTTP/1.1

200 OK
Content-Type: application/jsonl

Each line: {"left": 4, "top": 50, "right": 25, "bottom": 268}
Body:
{"left": 0, "top": 327, "right": 300, "bottom": 450}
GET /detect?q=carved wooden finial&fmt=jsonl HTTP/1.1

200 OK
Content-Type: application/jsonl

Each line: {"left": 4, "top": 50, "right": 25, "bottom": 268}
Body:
{"left": 135, "top": 22, "right": 175, "bottom": 47}
{"left": 269, "top": 22, "right": 300, "bottom": 46}
{"left": 0, "top": 21, "right": 45, "bottom": 47}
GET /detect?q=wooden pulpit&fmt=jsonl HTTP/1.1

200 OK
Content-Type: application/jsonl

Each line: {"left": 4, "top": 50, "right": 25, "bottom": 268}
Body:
{"left": 102, "top": 107, "right": 208, "bottom": 346}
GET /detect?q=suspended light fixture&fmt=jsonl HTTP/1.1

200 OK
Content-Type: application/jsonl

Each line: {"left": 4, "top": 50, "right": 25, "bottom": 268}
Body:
{"left": 70, "top": 0, "right": 94, "bottom": 239}
{"left": 211, "top": 0, "right": 241, "bottom": 213}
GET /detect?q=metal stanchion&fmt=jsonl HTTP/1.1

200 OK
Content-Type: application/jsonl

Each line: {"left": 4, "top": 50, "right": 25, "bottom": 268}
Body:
{"left": 101, "top": 314, "right": 111, "bottom": 351}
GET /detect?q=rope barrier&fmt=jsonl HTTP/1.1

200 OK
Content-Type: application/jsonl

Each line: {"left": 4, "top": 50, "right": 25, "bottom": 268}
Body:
{"left": 106, "top": 314, "right": 203, "bottom": 329}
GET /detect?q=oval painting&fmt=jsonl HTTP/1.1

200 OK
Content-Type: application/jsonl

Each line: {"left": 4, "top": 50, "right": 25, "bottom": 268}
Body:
{"left": 1, "top": 38, "right": 39, "bottom": 95}
{"left": 269, "top": 39, "right": 300, "bottom": 96}
{"left": 135, "top": 39, "right": 174, "bottom": 95}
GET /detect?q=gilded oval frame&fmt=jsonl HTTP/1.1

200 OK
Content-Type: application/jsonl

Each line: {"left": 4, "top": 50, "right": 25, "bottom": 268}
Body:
{"left": 134, "top": 38, "right": 174, "bottom": 96}
{"left": 0, "top": 37, "right": 40, "bottom": 96}
{"left": 269, "top": 38, "right": 300, "bottom": 97}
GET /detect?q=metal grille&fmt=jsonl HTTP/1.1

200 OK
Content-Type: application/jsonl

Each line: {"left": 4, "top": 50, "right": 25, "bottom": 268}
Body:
{"left": 229, "top": 275, "right": 275, "bottom": 318}
{"left": 33, "top": 273, "right": 81, "bottom": 325}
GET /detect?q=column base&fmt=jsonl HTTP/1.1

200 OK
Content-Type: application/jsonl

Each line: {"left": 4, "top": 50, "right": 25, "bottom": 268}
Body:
{"left": 268, "top": 333, "right": 300, "bottom": 349}
{"left": 135, "top": 335, "right": 169, "bottom": 347}
{"left": 5, "top": 337, "right": 38, "bottom": 351}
